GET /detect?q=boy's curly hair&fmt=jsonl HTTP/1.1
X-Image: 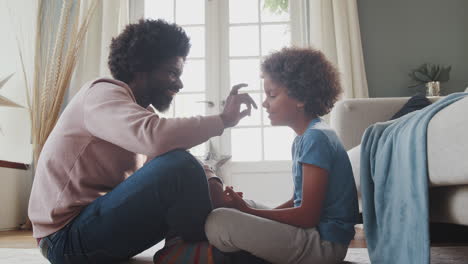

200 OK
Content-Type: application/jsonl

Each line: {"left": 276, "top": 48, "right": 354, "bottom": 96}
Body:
{"left": 108, "top": 19, "right": 191, "bottom": 83}
{"left": 261, "top": 47, "right": 342, "bottom": 117}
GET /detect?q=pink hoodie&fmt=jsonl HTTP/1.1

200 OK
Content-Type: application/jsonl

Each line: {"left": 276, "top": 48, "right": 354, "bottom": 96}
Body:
{"left": 28, "top": 78, "right": 224, "bottom": 238}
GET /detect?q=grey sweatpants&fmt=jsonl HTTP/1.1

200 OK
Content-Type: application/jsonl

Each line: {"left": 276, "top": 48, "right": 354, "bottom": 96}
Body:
{"left": 205, "top": 201, "right": 348, "bottom": 264}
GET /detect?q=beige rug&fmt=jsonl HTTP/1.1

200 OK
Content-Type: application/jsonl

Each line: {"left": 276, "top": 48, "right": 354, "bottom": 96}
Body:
{"left": 1, "top": 246, "right": 468, "bottom": 263}
{"left": 343, "top": 247, "right": 468, "bottom": 264}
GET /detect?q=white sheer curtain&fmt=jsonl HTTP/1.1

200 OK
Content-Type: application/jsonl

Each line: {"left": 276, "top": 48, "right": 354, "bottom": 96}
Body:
{"left": 68, "top": 0, "right": 129, "bottom": 100}
{"left": 16, "top": 0, "right": 98, "bottom": 230}
{"left": 307, "top": 0, "right": 369, "bottom": 99}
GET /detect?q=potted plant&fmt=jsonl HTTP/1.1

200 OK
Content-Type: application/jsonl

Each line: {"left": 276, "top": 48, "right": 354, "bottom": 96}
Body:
{"left": 408, "top": 63, "right": 451, "bottom": 96}
{"left": 263, "top": 0, "right": 289, "bottom": 14}
{"left": 0, "top": 73, "right": 25, "bottom": 135}
{"left": 0, "top": 73, "right": 23, "bottom": 107}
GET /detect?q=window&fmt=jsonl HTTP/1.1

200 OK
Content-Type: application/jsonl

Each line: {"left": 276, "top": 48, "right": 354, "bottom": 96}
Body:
{"left": 144, "top": 0, "right": 208, "bottom": 157}
{"left": 142, "top": 0, "right": 299, "bottom": 161}
{"left": 139, "top": 0, "right": 305, "bottom": 205}
{"left": 226, "top": 0, "right": 295, "bottom": 162}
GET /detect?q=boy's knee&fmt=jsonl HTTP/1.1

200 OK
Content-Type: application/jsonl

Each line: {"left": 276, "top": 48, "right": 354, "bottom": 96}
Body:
{"left": 205, "top": 208, "right": 234, "bottom": 232}
{"left": 205, "top": 208, "right": 239, "bottom": 252}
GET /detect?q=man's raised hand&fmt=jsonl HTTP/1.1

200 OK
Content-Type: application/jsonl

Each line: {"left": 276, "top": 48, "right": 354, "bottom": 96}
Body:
{"left": 219, "top": 83, "right": 258, "bottom": 128}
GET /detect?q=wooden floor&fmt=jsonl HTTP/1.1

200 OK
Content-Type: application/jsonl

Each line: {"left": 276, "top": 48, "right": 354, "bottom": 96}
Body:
{"left": 0, "top": 226, "right": 368, "bottom": 249}
{"left": 350, "top": 225, "right": 367, "bottom": 248}
{"left": 0, "top": 230, "right": 36, "bottom": 249}
{"left": 4, "top": 223, "right": 468, "bottom": 249}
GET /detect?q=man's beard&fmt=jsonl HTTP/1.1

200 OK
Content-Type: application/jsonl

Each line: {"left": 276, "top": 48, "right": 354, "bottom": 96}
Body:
{"left": 151, "top": 92, "right": 173, "bottom": 112}
{"left": 144, "top": 77, "right": 178, "bottom": 112}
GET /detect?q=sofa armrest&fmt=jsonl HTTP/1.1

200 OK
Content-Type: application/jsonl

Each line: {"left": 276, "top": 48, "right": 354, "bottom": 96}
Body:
{"left": 330, "top": 97, "right": 410, "bottom": 150}
{"left": 330, "top": 97, "right": 440, "bottom": 150}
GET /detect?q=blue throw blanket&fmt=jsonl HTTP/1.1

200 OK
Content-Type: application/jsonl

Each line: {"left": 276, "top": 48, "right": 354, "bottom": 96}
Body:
{"left": 360, "top": 93, "right": 468, "bottom": 264}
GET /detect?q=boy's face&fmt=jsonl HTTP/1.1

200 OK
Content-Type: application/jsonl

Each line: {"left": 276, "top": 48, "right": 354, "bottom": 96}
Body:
{"left": 142, "top": 56, "right": 185, "bottom": 111}
{"left": 262, "top": 74, "right": 303, "bottom": 126}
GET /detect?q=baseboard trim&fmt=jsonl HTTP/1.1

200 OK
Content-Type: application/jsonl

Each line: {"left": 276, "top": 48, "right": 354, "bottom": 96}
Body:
{"left": 0, "top": 160, "right": 28, "bottom": 170}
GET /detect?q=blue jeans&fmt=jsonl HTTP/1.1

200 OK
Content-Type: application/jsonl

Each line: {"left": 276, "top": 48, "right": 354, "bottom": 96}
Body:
{"left": 41, "top": 150, "right": 213, "bottom": 264}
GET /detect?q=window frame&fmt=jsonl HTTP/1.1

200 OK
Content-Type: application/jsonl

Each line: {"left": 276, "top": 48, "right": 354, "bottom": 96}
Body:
{"left": 130, "top": 0, "right": 308, "bottom": 163}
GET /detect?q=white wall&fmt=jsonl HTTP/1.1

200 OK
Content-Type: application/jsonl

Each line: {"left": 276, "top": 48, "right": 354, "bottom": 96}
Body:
{"left": 0, "top": 0, "right": 36, "bottom": 163}
{"left": 0, "top": 167, "right": 32, "bottom": 230}
{"left": 0, "top": 0, "right": 37, "bottom": 230}
{"left": 358, "top": 0, "right": 468, "bottom": 97}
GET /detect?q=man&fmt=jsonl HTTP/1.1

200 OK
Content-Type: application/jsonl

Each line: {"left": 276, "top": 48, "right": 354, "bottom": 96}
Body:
{"left": 28, "top": 19, "right": 256, "bottom": 264}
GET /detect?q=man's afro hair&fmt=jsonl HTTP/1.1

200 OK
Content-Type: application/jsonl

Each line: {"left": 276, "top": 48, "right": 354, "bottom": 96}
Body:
{"left": 108, "top": 19, "right": 191, "bottom": 83}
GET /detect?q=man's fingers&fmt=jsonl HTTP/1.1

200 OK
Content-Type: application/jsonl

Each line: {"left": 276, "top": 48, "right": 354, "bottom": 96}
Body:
{"left": 249, "top": 96, "right": 258, "bottom": 109}
{"left": 240, "top": 98, "right": 252, "bottom": 118}
{"left": 237, "top": 93, "right": 257, "bottom": 109}
{"left": 240, "top": 109, "right": 250, "bottom": 119}
{"left": 230, "top": 83, "right": 248, "bottom": 95}
{"left": 236, "top": 95, "right": 256, "bottom": 117}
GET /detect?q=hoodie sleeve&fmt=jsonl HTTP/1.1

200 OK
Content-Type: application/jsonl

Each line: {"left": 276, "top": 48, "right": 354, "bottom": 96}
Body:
{"left": 83, "top": 81, "right": 224, "bottom": 157}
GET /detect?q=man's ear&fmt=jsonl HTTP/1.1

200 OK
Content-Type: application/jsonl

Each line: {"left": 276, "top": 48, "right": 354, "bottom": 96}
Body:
{"left": 134, "top": 72, "right": 153, "bottom": 88}
{"left": 133, "top": 72, "right": 147, "bottom": 81}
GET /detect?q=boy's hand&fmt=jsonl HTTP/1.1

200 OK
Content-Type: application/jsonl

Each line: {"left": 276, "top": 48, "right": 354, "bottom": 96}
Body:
{"left": 223, "top": 186, "right": 248, "bottom": 212}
